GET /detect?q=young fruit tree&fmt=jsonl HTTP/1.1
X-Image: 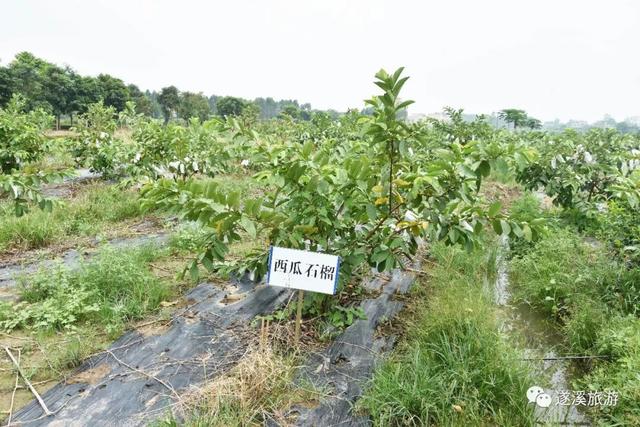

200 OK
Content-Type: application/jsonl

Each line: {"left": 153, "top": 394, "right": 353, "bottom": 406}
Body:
{"left": 141, "top": 68, "right": 540, "bottom": 321}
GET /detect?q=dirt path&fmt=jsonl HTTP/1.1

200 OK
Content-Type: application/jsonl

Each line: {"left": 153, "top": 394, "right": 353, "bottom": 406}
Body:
{"left": 41, "top": 169, "right": 101, "bottom": 198}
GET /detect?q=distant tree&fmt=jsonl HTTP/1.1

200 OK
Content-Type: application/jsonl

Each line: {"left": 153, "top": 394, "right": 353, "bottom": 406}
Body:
{"left": 325, "top": 109, "right": 341, "bottom": 119}
{"left": 8, "top": 52, "right": 49, "bottom": 111}
{"left": 208, "top": 95, "right": 219, "bottom": 115}
{"left": 525, "top": 117, "right": 542, "bottom": 129}
{"left": 498, "top": 109, "right": 528, "bottom": 130}
{"left": 1, "top": 52, "right": 339, "bottom": 130}
{"left": 216, "top": 96, "right": 246, "bottom": 117}
{"left": 0, "top": 65, "right": 15, "bottom": 107}
{"left": 279, "top": 104, "right": 301, "bottom": 120}
{"left": 254, "top": 97, "right": 276, "bottom": 119}
{"left": 42, "top": 65, "right": 74, "bottom": 129}
{"left": 146, "top": 90, "right": 163, "bottom": 119}
{"left": 70, "top": 75, "right": 102, "bottom": 119}
{"left": 127, "top": 84, "right": 152, "bottom": 116}
{"left": 300, "top": 103, "right": 312, "bottom": 120}
{"left": 158, "top": 86, "right": 180, "bottom": 124}
{"left": 178, "top": 91, "right": 211, "bottom": 122}
{"left": 267, "top": 97, "right": 278, "bottom": 118}
{"left": 97, "top": 74, "right": 129, "bottom": 111}
{"left": 594, "top": 114, "right": 617, "bottom": 129}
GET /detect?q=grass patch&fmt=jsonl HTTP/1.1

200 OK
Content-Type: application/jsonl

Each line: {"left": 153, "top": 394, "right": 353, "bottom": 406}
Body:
{"left": 579, "top": 315, "right": 640, "bottom": 425}
{"left": 0, "top": 243, "right": 169, "bottom": 337}
{"left": 510, "top": 228, "right": 639, "bottom": 325}
{"left": 0, "top": 241, "right": 190, "bottom": 417}
{"left": 0, "top": 183, "right": 145, "bottom": 252}
{"left": 359, "top": 240, "right": 534, "bottom": 426}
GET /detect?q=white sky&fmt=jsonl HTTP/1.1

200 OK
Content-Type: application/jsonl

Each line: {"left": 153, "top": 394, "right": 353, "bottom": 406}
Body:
{"left": 1, "top": 0, "right": 638, "bottom": 122}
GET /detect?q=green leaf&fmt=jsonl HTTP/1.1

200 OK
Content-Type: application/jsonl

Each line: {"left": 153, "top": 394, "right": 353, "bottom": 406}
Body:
{"left": 396, "top": 99, "right": 414, "bottom": 110}
{"left": 302, "top": 141, "right": 313, "bottom": 157}
{"left": 239, "top": 216, "right": 257, "bottom": 238}
{"left": 458, "top": 164, "right": 477, "bottom": 179}
{"left": 511, "top": 223, "right": 523, "bottom": 238}
{"left": 488, "top": 201, "right": 501, "bottom": 217}
{"left": 366, "top": 204, "right": 378, "bottom": 221}
{"left": 448, "top": 227, "right": 458, "bottom": 243}
{"left": 201, "top": 254, "right": 214, "bottom": 271}
{"left": 500, "top": 220, "right": 511, "bottom": 236}
{"left": 189, "top": 262, "right": 199, "bottom": 282}
{"left": 476, "top": 160, "right": 491, "bottom": 177}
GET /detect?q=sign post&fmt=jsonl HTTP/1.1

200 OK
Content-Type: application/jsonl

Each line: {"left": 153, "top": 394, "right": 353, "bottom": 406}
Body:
{"left": 266, "top": 246, "right": 341, "bottom": 346}
{"left": 294, "top": 290, "right": 304, "bottom": 345}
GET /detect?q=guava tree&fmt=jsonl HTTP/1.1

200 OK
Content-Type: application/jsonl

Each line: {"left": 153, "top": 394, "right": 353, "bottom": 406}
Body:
{"left": 516, "top": 129, "right": 640, "bottom": 216}
{"left": 71, "top": 101, "right": 132, "bottom": 179}
{"left": 0, "top": 94, "right": 69, "bottom": 215}
{"left": 130, "top": 117, "right": 231, "bottom": 181}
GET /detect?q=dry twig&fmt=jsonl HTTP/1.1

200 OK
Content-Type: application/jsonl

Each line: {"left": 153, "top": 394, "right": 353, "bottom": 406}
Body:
{"left": 106, "top": 350, "right": 181, "bottom": 402}
{"left": 6, "top": 348, "right": 21, "bottom": 426}
{"left": 3, "top": 346, "right": 53, "bottom": 417}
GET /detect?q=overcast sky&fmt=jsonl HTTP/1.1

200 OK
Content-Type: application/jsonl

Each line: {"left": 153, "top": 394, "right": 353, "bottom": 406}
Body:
{"left": 1, "top": 0, "right": 638, "bottom": 122}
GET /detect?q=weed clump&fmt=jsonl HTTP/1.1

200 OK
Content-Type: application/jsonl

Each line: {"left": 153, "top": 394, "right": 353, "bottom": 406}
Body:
{"left": 0, "top": 244, "right": 168, "bottom": 336}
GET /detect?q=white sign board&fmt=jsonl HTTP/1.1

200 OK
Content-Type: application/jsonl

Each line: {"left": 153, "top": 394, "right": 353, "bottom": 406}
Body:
{"left": 266, "top": 246, "right": 340, "bottom": 295}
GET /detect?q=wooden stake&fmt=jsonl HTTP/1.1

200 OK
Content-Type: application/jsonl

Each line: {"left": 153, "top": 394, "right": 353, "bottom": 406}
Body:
{"left": 294, "top": 290, "right": 304, "bottom": 346}
{"left": 4, "top": 346, "right": 53, "bottom": 417}
{"left": 260, "top": 318, "right": 266, "bottom": 350}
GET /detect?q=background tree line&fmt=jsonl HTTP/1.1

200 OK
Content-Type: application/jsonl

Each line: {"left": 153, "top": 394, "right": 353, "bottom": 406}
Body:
{"left": 0, "top": 52, "right": 332, "bottom": 128}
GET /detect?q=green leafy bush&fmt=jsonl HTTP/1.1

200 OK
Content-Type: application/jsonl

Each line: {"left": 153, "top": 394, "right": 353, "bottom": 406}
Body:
{"left": 596, "top": 199, "right": 640, "bottom": 267}
{"left": 0, "top": 94, "right": 52, "bottom": 173}
{"left": 516, "top": 128, "right": 640, "bottom": 225}
{"left": 0, "top": 94, "right": 69, "bottom": 216}
{"left": 141, "top": 68, "right": 539, "bottom": 323}
{"left": 71, "top": 101, "right": 131, "bottom": 178}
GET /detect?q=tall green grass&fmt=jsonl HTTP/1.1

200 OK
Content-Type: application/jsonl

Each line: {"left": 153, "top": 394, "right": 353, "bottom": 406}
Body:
{"left": 360, "top": 241, "right": 534, "bottom": 426}
{"left": 0, "top": 183, "right": 144, "bottom": 252}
